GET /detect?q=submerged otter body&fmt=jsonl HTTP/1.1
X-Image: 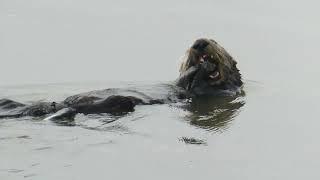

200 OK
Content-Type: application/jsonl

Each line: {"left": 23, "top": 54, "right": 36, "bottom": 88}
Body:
{"left": 0, "top": 85, "right": 185, "bottom": 120}
{"left": 0, "top": 38, "right": 243, "bottom": 121}
{"left": 0, "top": 95, "right": 147, "bottom": 119}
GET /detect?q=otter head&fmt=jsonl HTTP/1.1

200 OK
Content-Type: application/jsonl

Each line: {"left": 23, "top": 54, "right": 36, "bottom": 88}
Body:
{"left": 178, "top": 38, "right": 243, "bottom": 96}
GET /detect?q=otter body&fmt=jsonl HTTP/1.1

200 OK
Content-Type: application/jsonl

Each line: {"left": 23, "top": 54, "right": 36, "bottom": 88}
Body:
{"left": 0, "top": 91, "right": 165, "bottom": 119}
{"left": 0, "top": 38, "right": 243, "bottom": 121}
{"left": 0, "top": 86, "right": 184, "bottom": 120}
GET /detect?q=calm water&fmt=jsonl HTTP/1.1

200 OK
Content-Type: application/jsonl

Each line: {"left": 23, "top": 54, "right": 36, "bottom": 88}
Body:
{"left": 1, "top": 0, "right": 320, "bottom": 179}
{"left": 0, "top": 80, "right": 319, "bottom": 180}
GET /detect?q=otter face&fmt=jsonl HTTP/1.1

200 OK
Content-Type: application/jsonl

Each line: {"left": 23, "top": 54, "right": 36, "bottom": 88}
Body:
{"left": 178, "top": 38, "right": 243, "bottom": 95}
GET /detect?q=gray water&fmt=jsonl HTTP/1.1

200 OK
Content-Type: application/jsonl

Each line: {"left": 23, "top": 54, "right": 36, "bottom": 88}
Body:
{"left": 1, "top": 0, "right": 320, "bottom": 179}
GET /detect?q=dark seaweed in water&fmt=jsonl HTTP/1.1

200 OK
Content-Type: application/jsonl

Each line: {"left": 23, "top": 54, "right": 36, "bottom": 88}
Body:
{"left": 179, "top": 137, "right": 207, "bottom": 145}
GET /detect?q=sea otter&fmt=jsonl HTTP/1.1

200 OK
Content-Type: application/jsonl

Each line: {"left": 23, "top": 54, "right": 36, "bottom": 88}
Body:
{"left": 176, "top": 38, "right": 242, "bottom": 96}
{"left": 0, "top": 38, "right": 243, "bottom": 121}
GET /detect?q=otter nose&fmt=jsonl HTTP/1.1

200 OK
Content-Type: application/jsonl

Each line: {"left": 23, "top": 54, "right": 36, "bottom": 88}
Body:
{"left": 191, "top": 39, "right": 209, "bottom": 51}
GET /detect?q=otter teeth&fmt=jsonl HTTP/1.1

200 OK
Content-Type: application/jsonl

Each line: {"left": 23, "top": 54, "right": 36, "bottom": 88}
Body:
{"left": 209, "top": 71, "right": 219, "bottom": 79}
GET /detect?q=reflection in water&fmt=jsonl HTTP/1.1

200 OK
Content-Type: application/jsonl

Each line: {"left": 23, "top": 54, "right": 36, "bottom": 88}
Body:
{"left": 184, "top": 92, "right": 245, "bottom": 132}
{"left": 50, "top": 118, "right": 76, "bottom": 127}
{"left": 51, "top": 113, "right": 134, "bottom": 133}
{"left": 46, "top": 89, "right": 245, "bottom": 134}
{"left": 50, "top": 112, "right": 126, "bottom": 127}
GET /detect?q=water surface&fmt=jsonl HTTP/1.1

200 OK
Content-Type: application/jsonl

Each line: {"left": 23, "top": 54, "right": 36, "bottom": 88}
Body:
{"left": 0, "top": 80, "right": 319, "bottom": 180}
{"left": 1, "top": 0, "right": 320, "bottom": 179}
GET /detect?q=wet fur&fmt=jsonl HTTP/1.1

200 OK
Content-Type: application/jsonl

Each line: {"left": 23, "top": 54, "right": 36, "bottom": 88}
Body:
{"left": 178, "top": 39, "right": 243, "bottom": 91}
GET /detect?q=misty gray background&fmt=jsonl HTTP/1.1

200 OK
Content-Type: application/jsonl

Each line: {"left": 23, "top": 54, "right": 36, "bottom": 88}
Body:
{"left": 1, "top": 1, "right": 320, "bottom": 180}
{"left": 1, "top": 0, "right": 319, "bottom": 87}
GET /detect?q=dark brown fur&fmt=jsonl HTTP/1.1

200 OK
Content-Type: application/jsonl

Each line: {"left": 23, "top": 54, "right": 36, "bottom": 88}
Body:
{"left": 178, "top": 38, "right": 243, "bottom": 92}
